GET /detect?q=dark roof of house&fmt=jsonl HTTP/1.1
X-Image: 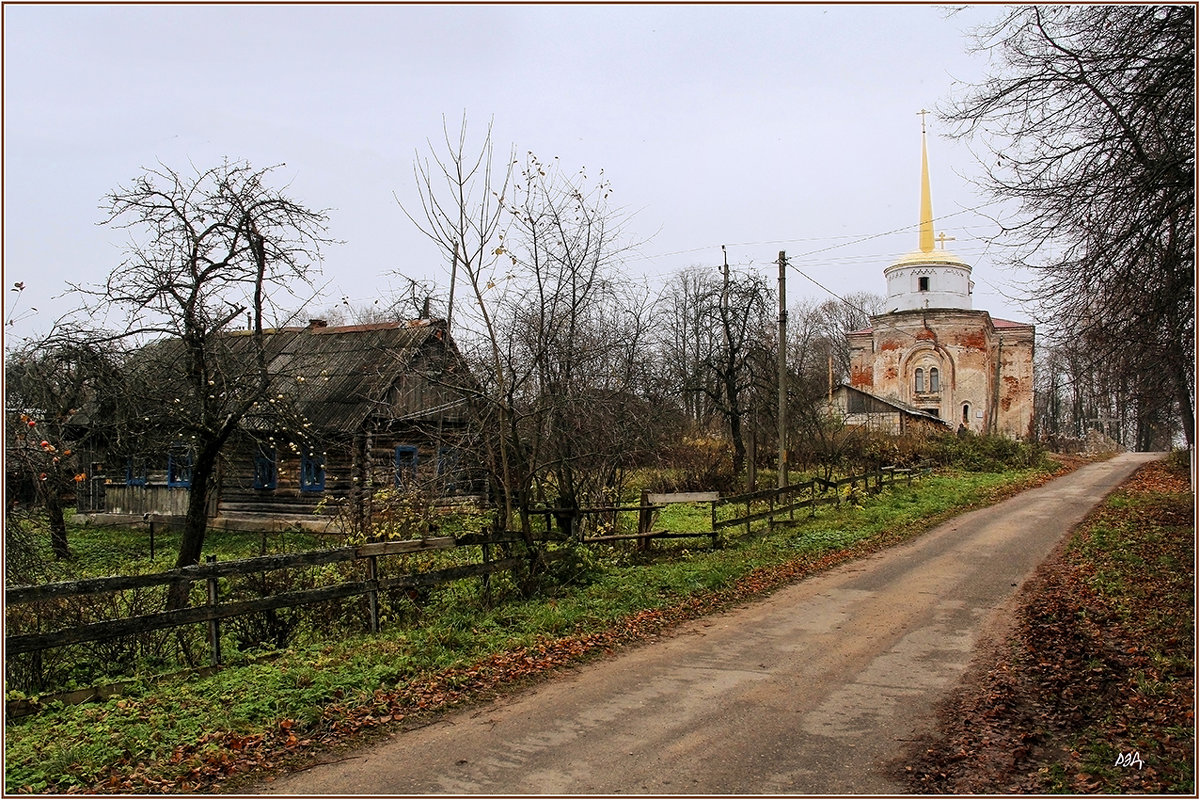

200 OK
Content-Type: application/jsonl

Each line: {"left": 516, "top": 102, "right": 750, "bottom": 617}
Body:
{"left": 121, "top": 319, "right": 476, "bottom": 435}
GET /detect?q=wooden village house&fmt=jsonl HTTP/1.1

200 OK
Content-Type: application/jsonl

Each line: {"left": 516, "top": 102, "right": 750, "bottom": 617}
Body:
{"left": 76, "top": 318, "right": 481, "bottom": 531}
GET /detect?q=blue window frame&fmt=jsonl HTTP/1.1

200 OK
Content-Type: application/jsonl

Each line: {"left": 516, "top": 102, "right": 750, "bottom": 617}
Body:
{"left": 125, "top": 457, "right": 148, "bottom": 486}
{"left": 394, "top": 445, "right": 419, "bottom": 487}
{"left": 914, "top": 367, "right": 926, "bottom": 394}
{"left": 253, "top": 447, "right": 278, "bottom": 490}
{"left": 167, "top": 448, "right": 193, "bottom": 488}
{"left": 437, "top": 446, "right": 459, "bottom": 492}
{"left": 929, "top": 367, "right": 940, "bottom": 393}
{"left": 300, "top": 453, "right": 325, "bottom": 492}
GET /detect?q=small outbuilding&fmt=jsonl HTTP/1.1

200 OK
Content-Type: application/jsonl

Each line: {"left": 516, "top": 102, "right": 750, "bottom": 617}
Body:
{"left": 831, "top": 384, "right": 952, "bottom": 436}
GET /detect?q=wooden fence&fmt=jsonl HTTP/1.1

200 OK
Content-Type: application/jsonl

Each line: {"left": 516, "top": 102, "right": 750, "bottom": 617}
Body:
{"left": 518, "top": 466, "right": 916, "bottom": 548}
{"left": 5, "top": 532, "right": 531, "bottom": 666}
{"left": 713, "top": 466, "right": 914, "bottom": 537}
{"left": 6, "top": 466, "right": 919, "bottom": 683}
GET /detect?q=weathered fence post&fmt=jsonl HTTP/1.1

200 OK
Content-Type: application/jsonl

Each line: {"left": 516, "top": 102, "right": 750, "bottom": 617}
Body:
{"left": 481, "top": 527, "right": 492, "bottom": 603}
{"left": 205, "top": 555, "right": 221, "bottom": 666}
{"left": 148, "top": 517, "right": 155, "bottom": 560}
{"left": 366, "top": 554, "right": 380, "bottom": 634}
{"left": 638, "top": 490, "right": 652, "bottom": 551}
{"left": 710, "top": 498, "right": 720, "bottom": 549}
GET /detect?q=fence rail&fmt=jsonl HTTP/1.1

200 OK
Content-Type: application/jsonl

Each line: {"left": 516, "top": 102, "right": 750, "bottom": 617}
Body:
{"left": 5, "top": 531, "right": 537, "bottom": 661}
{"left": 6, "top": 466, "right": 920, "bottom": 672}
{"left": 712, "top": 466, "right": 913, "bottom": 535}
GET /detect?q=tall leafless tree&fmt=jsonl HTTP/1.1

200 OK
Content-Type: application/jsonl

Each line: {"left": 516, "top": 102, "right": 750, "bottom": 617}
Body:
{"left": 657, "top": 264, "right": 773, "bottom": 479}
{"left": 944, "top": 5, "right": 1195, "bottom": 447}
{"left": 67, "top": 160, "right": 330, "bottom": 594}
{"left": 404, "top": 125, "right": 660, "bottom": 554}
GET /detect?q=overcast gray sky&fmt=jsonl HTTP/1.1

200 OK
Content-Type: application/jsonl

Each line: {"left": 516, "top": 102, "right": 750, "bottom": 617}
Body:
{"left": 3, "top": 3, "right": 1033, "bottom": 343}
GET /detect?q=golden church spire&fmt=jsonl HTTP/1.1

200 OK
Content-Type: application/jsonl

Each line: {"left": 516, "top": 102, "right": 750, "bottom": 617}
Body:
{"left": 918, "top": 109, "right": 934, "bottom": 254}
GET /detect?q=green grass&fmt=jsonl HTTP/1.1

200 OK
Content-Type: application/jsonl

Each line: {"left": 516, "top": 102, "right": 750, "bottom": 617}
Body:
{"left": 1041, "top": 462, "right": 1194, "bottom": 794}
{"left": 19, "top": 513, "right": 331, "bottom": 583}
{"left": 4, "top": 464, "right": 1056, "bottom": 793}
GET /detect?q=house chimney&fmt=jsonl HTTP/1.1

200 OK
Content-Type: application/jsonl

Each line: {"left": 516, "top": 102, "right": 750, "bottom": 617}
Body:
{"left": 308, "top": 319, "right": 328, "bottom": 329}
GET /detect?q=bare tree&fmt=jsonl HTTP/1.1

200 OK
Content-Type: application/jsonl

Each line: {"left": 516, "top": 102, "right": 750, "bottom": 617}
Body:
{"left": 493, "top": 155, "right": 654, "bottom": 534}
{"left": 404, "top": 123, "right": 663, "bottom": 556}
{"left": 401, "top": 116, "right": 519, "bottom": 527}
{"left": 67, "top": 160, "right": 330, "bottom": 590}
{"left": 812, "top": 292, "right": 886, "bottom": 383}
{"left": 655, "top": 263, "right": 779, "bottom": 481}
{"left": 659, "top": 267, "right": 722, "bottom": 427}
{"left": 945, "top": 5, "right": 1194, "bottom": 447}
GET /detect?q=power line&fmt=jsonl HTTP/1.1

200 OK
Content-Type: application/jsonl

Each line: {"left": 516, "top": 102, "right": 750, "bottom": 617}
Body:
{"left": 624, "top": 198, "right": 1006, "bottom": 266}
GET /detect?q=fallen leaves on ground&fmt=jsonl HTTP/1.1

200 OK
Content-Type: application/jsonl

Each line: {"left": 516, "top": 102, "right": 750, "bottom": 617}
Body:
{"left": 899, "top": 458, "right": 1194, "bottom": 794}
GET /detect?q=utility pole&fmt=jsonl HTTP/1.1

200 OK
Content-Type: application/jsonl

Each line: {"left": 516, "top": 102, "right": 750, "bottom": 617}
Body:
{"left": 828, "top": 355, "right": 834, "bottom": 404}
{"left": 447, "top": 241, "right": 459, "bottom": 331}
{"left": 777, "top": 250, "right": 788, "bottom": 489}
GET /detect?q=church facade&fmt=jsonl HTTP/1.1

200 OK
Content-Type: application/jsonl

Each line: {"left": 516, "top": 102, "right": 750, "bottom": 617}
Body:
{"left": 844, "top": 122, "right": 1035, "bottom": 439}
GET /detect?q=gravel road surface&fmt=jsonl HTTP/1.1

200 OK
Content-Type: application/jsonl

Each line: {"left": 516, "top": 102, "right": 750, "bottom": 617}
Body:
{"left": 262, "top": 452, "right": 1159, "bottom": 795}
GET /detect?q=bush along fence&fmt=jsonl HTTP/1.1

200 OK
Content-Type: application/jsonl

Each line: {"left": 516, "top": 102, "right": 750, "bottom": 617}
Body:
{"left": 5, "top": 465, "right": 918, "bottom": 711}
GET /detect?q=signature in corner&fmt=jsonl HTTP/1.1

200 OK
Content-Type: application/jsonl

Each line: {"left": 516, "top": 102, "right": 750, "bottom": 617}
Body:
{"left": 1114, "top": 751, "right": 1145, "bottom": 769}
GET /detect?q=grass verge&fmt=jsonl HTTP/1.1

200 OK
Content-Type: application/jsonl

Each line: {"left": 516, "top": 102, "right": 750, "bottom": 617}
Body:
{"left": 6, "top": 463, "right": 1065, "bottom": 794}
{"left": 902, "top": 454, "right": 1194, "bottom": 794}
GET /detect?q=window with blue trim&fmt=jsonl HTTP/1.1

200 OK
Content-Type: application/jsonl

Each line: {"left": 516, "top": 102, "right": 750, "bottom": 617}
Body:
{"left": 167, "top": 447, "right": 193, "bottom": 488}
{"left": 437, "top": 446, "right": 459, "bottom": 492}
{"left": 394, "top": 445, "right": 419, "bottom": 487}
{"left": 300, "top": 453, "right": 325, "bottom": 492}
{"left": 125, "top": 457, "right": 148, "bottom": 486}
{"left": 253, "top": 447, "right": 278, "bottom": 490}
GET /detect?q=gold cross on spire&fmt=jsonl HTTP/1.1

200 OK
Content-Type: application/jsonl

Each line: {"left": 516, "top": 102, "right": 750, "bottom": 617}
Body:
{"left": 936, "top": 232, "right": 956, "bottom": 249}
{"left": 917, "top": 108, "right": 931, "bottom": 134}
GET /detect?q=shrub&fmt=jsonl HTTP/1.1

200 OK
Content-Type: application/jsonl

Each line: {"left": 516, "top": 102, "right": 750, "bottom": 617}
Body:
{"left": 929, "top": 432, "right": 1047, "bottom": 472}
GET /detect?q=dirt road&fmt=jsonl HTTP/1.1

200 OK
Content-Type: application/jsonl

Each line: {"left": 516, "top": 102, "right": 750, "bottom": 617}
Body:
{"left": 263, "top": 452, "right": 1159, "bottom": 795}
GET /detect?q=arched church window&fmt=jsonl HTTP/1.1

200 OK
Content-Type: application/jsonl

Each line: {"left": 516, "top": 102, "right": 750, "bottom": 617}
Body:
{"left": 929, "top": 367, "right": 940, "bottom": 392}
{"left": 914, "top": 368, "right": 925, "bottom": 393}
{"left": 962, "top": 403, "right": 970, "bottom": 424}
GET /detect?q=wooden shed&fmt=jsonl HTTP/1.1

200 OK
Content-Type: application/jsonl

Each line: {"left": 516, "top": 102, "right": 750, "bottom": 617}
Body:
{"left": 831, "top": 383, "right": 952, "bottom": 436}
